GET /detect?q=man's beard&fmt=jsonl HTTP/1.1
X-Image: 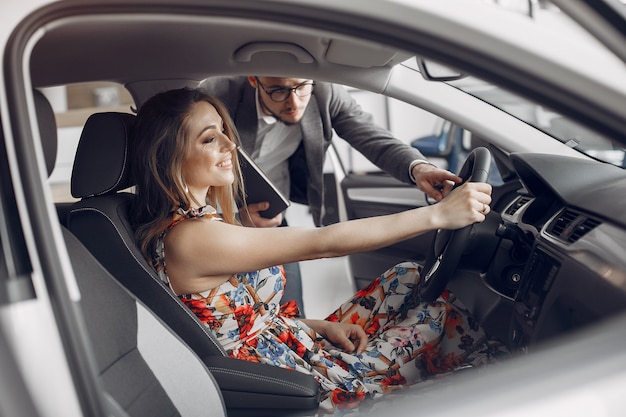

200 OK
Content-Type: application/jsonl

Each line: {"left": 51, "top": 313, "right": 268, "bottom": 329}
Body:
{"left": 259, "top": 95, "right": 299, "bottom": 126}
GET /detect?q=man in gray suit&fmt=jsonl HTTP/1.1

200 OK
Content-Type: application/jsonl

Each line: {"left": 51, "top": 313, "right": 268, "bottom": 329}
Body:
{"left": 199, "top": 75, "right": 460, "bottom": 311}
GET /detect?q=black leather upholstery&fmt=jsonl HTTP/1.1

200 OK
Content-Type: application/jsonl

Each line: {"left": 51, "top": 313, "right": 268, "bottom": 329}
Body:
{"left": 71, "top": 112, "right": 134, "bottom": 198}
{"left": 64, "top": 227, "right": 224, "bottom": 416}
{"left": 34, "top": 89, "right": 73, "bottom": 225}
{"left": 36, "top": 98, "right": 227, "bottom": 415}
{"left": 67, "top": 112, "right": 320, "bottom": 416}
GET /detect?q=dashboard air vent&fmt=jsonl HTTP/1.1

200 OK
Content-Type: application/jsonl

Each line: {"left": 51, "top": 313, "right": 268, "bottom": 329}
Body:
{"left": 505, "top": 196, "right": 531, "bottom": 216}
{"left": 547, "top": 208, "right": 601, "bottom": 244}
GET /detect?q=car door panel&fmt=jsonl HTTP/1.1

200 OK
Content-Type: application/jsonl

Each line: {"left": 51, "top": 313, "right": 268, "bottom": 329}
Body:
{"left": 337, "top": 142, "right": 515, "bottom": 290}
{"left": 340, "top": 173, "right": 435, "bottom": 289}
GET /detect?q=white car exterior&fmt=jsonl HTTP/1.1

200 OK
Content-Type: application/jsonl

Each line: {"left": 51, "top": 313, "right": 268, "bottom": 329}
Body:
{"left": 1, "top": 1, "right": 625, "bottom": 416}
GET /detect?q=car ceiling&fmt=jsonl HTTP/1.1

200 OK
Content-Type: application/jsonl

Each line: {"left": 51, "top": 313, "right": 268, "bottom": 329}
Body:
{"left": 15, "top": 0, "right": 626, "bottom": 144}
{"left": 29, "top": 13, "right": 412, "bottom": 103}
{"left": 24, "top": 7, "right": 574, "bottom": 161}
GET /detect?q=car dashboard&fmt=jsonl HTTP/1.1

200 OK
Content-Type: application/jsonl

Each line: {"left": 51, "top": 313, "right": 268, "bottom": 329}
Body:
{"left": 478, "top": 152, "right": 626, "bottom": 351}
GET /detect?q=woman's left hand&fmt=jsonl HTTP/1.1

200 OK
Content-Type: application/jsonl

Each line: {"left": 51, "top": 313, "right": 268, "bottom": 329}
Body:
{"left": 303, "top": 319, "right": 367, "bottom": 354}
{"left": 323, "top": 322, "right": 368, "bottom": 354}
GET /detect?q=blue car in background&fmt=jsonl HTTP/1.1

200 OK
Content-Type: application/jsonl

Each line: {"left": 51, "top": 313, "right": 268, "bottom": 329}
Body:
{"left": 410, "top": 119, "right": 504, "bottom": 185}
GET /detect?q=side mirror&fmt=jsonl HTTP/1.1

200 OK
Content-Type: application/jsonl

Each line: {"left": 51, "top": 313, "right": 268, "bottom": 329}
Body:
{"left": 410, "top": 120, "right": 454, "bottom": 157}
{"left": 416, "top": 58, "right": 466, "bottom": 82}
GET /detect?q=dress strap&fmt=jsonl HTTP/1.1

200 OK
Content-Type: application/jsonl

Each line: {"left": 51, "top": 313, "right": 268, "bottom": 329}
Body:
{"left": 172, "top": 204, "right": 220, "bottom": 222}
{"left": 176, "top": 204, "right": 219, "bottom": 218}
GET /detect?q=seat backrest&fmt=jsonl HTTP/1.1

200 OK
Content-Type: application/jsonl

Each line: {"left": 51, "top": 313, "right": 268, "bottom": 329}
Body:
{"left": 67, "top": 112, "right": 227, "bottom": 357}
{"left": 63, "top": 226, "right": 226, "bottom": 417}
{"left": 66, "top": 112, "right": 320, "bottom": 416}
{"left": 33, "top": 89, "right": 73, "bottom": 225}
{"left": 34, "top": 93, "right": 225, "bottom": 415}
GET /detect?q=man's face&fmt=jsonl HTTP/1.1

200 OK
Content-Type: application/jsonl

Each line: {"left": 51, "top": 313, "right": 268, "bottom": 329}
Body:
{"left": 248, "top": 76, "right": 314, "bottom": 125}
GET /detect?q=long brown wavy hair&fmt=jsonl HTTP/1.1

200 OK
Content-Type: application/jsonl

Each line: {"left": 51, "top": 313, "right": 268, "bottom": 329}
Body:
{"left": 130, "top": 87, "right": 244, "bottom": 262}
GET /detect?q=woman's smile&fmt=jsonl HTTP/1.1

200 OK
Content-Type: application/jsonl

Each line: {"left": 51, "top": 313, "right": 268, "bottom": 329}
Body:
{"left": 216, "top": 158, "right": 232, "bottom": 169}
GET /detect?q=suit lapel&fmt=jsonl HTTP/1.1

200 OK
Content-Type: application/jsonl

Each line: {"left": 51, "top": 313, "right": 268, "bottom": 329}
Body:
{"left": 299, "top": 95, "right": 324, "bottom": 176}
{"left": 234, "top": 87, "right": 258, "bottom": 153}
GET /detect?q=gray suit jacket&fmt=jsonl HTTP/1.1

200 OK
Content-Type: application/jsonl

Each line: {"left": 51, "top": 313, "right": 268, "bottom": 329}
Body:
{"left": 199, "top": 76, "right": 425, "bottom": 226}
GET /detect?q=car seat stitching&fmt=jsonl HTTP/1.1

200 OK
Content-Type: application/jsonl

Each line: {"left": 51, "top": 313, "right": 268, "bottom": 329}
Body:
{"left": 206, "top": 367, "right": 316, "bottom": 396}
{"left": 68, "top": 205, "right": 226, "bottom": 355}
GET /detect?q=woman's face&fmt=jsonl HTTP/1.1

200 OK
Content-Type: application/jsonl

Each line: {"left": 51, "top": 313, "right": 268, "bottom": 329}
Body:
{"left": 181, "top": 101, "right": 236, "bottom": 196}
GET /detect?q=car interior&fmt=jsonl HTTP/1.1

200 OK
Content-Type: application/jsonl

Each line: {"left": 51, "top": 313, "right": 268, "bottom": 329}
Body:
{"left": 4, "top": 1, "right": 626, "bottom": 416}
{"left": 34, "top": 88, "right": 229, "bottom": 417}
{"left": 64, "top": 110, "right": 319, "bottom": 416}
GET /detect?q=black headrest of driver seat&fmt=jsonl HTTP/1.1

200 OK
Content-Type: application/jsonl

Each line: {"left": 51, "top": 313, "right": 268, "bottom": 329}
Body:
{"left": 71, "top": 112, "right": 135, "bottom": 199}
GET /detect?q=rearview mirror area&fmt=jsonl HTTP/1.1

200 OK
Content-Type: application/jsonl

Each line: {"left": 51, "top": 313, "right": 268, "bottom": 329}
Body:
{"left": 416, "top": 57, "right": 466, "bottom": 81}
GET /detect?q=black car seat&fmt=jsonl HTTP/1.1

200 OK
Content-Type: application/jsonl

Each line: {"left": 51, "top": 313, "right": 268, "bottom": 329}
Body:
{"left": 33, "top": 89, "right": 73, "bottom": 225}
{"left": 65, "top": 112, "right": 319, "bottom": 416}
{"left": 64, "top": 226, "right": 227, "bottom": 417}
{"left": 35, "top": 89, "right": 227, "bottom": 416}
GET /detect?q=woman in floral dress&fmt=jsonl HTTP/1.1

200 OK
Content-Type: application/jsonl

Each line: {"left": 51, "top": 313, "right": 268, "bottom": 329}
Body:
{"left": 130, "top": 87, "right": 507, "bottom": 414}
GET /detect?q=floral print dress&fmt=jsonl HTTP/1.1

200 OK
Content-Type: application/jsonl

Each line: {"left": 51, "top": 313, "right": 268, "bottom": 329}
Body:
{"left": 154, "top": 206, "right": 509, "bottom": 414}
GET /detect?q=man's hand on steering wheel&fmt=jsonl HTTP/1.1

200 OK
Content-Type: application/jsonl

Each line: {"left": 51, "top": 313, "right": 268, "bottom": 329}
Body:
{"left": 411, "top": 162, "right": 462, "bottom": 201}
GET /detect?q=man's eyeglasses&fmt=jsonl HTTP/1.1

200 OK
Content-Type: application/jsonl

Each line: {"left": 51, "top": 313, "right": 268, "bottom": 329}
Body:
{"left": 255, "top": 78, "right": 316, "bottom": 102}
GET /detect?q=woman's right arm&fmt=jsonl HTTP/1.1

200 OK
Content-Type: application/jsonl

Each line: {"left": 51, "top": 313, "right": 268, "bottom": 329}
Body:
{"left": 164, "top": 181, "right": 491, "bottom": 294}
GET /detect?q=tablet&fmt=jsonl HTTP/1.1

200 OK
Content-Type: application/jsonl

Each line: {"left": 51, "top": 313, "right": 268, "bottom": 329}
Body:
{"left": 238, "top": 147, "right": 291, "bottom": 218}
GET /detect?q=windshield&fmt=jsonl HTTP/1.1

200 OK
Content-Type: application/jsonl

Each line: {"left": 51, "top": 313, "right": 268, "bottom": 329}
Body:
{"left": 415, "top": 0, "right": 626, "bottom": 168}
{"left": 447, "top": 75, "right": 626, "bottom": 167}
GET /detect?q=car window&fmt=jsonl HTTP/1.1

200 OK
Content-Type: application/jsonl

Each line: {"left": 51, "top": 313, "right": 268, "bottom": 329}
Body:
{"left": 332, "top": 86, "right": 441, "bottom": 173}
{"left": 333, "top": 87, "right": 504, "bottom": 184}
{"left": 44, "top": 82, "right": 135, "bottom": 203}
{"left": 399, "top": 1, "right": 626, "bottom": 169}
{"left": 446, "top": 75, "right": 626, "bottom": 168}
{"left": 433, "top": 2, "right": 626, "bottom": 168}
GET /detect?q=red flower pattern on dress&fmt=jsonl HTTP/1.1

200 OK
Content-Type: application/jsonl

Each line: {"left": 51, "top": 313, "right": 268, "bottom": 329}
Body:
{"left": 280, "top": 300, "right": 301, "bottom": 318}
{"left": 335, "top": 359, "right": 350, "bottom": 372}
{"left": 234, "top": 304, "right": 255, "bottom": 337}
{"left": 278, "top": 329, "right": 307, "bottom": 358}
{"left": 325, "top": 313, "right": 339, "bottom": 322}
{"left": 331, "top": 389, "right": 367, "bottom": 410}
{"left": 230, "top": 346, "right": 260, "bottom": 363}
{"left": 421, "top": 344, "right": 462, "bottom": 375}
{"left": 349, "top": 312, "right": 360, "bottom": 324}
{"left": 445, "top": 308, "right": 463, "bottom": 338}
{"left": 181, "top": 298, "right": 220, "bottom": 331}
{"left": 354, "top": 277, "right": 380, "bottom": 297}
{"left": 381, "top": 374, "right": 407, "bottom": 387}
{"left": 364, "top": 319, "right": 380, "bottom": 335}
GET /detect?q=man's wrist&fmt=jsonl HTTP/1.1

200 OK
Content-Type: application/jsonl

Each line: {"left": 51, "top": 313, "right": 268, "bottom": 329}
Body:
{"left": 409, "top": 159, "right": 436, "bottom": 183}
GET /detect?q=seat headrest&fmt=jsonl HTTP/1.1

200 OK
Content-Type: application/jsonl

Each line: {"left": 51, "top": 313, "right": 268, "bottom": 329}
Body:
{"left": 71, "top": 112, "right": 136, "bottom": 198}
{"left": 34, "top": 90, "right": 57, "bottom": 177}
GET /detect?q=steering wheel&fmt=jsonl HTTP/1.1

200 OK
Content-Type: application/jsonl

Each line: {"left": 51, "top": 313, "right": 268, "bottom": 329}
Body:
{"left": 418, "top": 147, "right": 492, "bottom": 302}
